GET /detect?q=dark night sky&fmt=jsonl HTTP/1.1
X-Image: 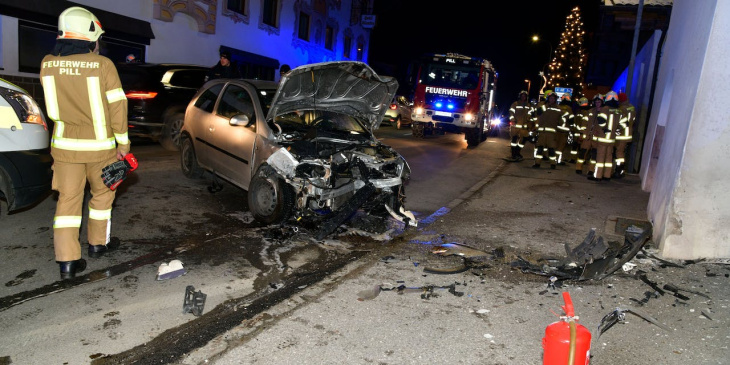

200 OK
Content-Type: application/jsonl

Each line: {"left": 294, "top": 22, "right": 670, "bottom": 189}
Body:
{"left": 368, "top": 0, "right": 602, "bottom": 114}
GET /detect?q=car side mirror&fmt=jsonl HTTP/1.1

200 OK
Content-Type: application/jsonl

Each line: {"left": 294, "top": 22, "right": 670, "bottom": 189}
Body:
{"left": 230, "top": 114, "right": 254, "bottom": 127}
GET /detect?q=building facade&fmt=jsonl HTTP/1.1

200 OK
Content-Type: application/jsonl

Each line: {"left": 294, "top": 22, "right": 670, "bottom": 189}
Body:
{"left": 0, "top": 0, "right": 374, "bottom": 100}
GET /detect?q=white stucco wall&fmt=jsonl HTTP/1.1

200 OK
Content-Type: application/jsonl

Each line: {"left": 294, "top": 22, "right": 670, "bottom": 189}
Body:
{"left": 646, "top": 0, "right": 730, "bottom": 259}
{"left": 8, "top": 0, "right": 370, "bottom": 78}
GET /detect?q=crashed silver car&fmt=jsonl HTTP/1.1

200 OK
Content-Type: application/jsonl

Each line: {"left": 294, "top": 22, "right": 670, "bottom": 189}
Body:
{"left": 180, "top": 61, "right": 415, "bottom": 238}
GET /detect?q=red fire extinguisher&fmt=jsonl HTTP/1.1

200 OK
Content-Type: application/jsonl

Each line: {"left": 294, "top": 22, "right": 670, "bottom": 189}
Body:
{"left": 542, "top": 291, "right": 592, "bottom": 365}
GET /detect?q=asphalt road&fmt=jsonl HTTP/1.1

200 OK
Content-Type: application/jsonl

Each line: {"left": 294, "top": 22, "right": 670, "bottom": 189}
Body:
{"left": 0, "top": 127, "right": 510, "bottom": 364}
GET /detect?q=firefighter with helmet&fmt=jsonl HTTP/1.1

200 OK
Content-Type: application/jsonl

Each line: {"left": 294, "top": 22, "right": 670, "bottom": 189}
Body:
{"left": 588, "top": 91, "right": 624, "bottom": 181}
{"left": 533, "top": 91, "right": 565, "bottom": 169}
{"left": 572, "top": 97, "right": 591, "bottom": 173}
{"left": 40, "top": 6, "right": 129, "bottom": 279}
{"left": 506, "top": 90, "right": 534, "bottom": 161}
{"left": 556, "top": 93, "right": 574, "bottom": 165}
{"left": 614, "top": 92, "right": 635, "bottom": 178}
{"left": 578, "top": 94, "right": 606, "bottom": 175}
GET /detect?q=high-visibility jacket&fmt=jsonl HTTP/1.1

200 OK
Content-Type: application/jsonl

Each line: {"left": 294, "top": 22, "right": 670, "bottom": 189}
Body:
{"left": 558, "top": 103, "right": 574, "bottom": 133}
{"left": 574, "top": 108, "right": 590, "bottom": 139}
{"left": 616, "top": 101, "right": 636, "bottom": 142}
{"left": 40, "top": 52, "right": 129, "bottom": 163}
{"left": 586, "top": 106, "right": 608, "bottom": 141}
{"left": 536, "top": 102, "right": 566, "bottom": 134}
{"left": 509, "top": 100, "right": 533, "bottom": 130}
{"left": 593, "top": 107, "right": 625, "bottom": 144}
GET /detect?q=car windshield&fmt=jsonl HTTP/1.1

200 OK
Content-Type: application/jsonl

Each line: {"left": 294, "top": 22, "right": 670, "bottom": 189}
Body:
{"left": 421, "top": 64, "right": 480, "bottom": 90}
{"left": 256, "top": 88, "right": 277, "bottom": 116}
{"left": 273, "top": 110, "right": 369, "bottom": 137}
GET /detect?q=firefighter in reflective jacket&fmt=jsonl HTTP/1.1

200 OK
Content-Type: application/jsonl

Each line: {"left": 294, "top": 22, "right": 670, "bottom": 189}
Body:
{"left": 579, "top": 94, "right": 607, "bottom": 176}
{"left": 589, "top": 91, "right": 624, "bottom": 181}
{"left": 613, "top": 92, "right": 635, "bottom": 178}
{"left": 573, "top": 97, "right": 591, "bottom": 174}
{"left": 40, "top": 6, "right": 129, "bottom": 279}
{"left": 556, "top": 93, "right": 574, "bottom": 165}
{"left": 533, "top": 91, "right": 565, "bottom": 169}
{"left": 506, "top": 90, "right": 533, "bottom": 161}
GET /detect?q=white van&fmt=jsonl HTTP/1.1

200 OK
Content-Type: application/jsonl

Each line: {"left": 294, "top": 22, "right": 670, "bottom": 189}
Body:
{"left": 0, "top": 78, "right": 52, "bottom": 215}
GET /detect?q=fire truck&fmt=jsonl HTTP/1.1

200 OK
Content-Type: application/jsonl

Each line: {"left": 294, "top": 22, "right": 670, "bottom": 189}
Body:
{"left": 410, "top": 53, "right": 497, "bottom": 146}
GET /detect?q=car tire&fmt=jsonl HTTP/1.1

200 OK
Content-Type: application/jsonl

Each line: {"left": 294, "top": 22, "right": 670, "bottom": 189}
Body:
{"left": 180, "top": 136, "right": 204, "bottom": 179}
{"left": 395, "top": 116, "right": 402, "bottom": 130}
{"left": 160, "top": 111, "right": 185, "bottom": 151}
{"left": 248, "top": 165, "right": 294, "bottom": 224}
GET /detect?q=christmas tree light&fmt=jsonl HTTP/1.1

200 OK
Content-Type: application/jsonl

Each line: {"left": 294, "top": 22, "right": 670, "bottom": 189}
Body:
{"left": 546, "top": 7, "right": 587, "bottom": 95}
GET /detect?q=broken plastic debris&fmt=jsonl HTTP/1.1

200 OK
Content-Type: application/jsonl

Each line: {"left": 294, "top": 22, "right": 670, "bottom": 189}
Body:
{"left": 621, "top": 262, "right": 636, "bottom": 272}
{"left": 476, "top": 309, "right": 490, "bottom": 314}
{"left": 157, "top": 260, "right": 186, "bottom": 280}
{"left": 483, "top": 333, "right": 494, "bottom": 339}
{"left": 182, "top": 285, "right": 206, "bottom": 316}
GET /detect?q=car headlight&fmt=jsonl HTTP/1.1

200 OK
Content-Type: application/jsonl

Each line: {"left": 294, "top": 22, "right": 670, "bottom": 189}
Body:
{"left": 0, "top": 86, "right": 47, "bottom": 129}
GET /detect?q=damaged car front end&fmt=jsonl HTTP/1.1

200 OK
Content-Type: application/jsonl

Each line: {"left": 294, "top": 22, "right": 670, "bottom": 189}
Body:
{"left": 254, "top": 61, "right": 416, "bottom": 237}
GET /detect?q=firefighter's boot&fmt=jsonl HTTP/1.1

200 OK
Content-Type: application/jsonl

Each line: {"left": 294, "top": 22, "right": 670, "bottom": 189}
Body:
{"left": 88, "top": 237, "right": 121, "bottom": 258}
{"left": 59, "top": 259, "right": 87, "bottom": 280}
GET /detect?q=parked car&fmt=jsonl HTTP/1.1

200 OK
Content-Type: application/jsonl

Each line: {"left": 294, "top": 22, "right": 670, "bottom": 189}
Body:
{"left": 0, "top": 78, "right": 52, "bottom": 215}
{"left": 180, "top": 61, "right": 415, "bottom": 238}
{"left": 116, "top": 62, "right": 209, "bottom": 151}
{"left": 382, "top": 95, "right": 413, "bottom": 129}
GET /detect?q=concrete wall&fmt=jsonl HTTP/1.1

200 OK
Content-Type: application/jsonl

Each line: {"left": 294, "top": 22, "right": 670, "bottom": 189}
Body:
{"left": 644, "top": 0, "right": 730, "bottom": 259}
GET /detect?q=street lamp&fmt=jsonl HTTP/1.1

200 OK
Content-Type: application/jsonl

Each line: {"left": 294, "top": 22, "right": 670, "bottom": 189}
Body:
{"left": 531, "top": 35, "right": 553, "bottom": 97}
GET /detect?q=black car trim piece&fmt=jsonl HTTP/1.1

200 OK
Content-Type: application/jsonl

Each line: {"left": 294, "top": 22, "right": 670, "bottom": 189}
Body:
{"left": 195, "top": 137, "right": 249, "bottom": 165}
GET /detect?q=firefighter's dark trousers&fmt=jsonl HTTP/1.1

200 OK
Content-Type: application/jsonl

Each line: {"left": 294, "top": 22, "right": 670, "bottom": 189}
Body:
{"left": 614, "top": 140, "right": 629, "bottom": 174}
{"left": 52, "top": 159, "right": 116, "bottom": 262}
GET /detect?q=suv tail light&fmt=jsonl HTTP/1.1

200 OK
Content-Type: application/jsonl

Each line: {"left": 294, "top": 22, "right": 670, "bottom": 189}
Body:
{"left": 125, "top": 91, "right": 158, "bottom": 99}
{"left": 389, "top": 103, "right": 397, "bottom": 110}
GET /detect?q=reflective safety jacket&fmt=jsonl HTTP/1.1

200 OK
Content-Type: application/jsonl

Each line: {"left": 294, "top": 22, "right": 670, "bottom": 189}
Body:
{"left": 616, "top": 102, "right": 636, "bottom": 142}
{"left": 536, "top": 102, "right": 566, "bottom": 134}
{"left": 509, "top": 100, "right": 534, "bottom": 130}
{"left": 574, "top": 108, "right": 590, "bottom": 139}
{"left": 40, "top": 52, "right": 129, "bottom": 163}
{"left": 586, "top": 106, "right": 608, "bottom": 141}
{"left": 558, "top": 103, "right": 574, "bottom": 134}
{"left": 592, "top": 107, "right": 625, "bottom": 144}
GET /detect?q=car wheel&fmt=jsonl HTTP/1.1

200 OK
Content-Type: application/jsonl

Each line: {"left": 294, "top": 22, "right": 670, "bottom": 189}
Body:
{"left": 180, "top": 136, "right": 204, "bottom": 179}
{"left": 160, "top": 111, "right": 185, "bottom": 151}
{"left": 248, "top": 165, "right": 294, "bottom": 224}
{"left": 395, "top": 116, "right": 402, "bottom": 130}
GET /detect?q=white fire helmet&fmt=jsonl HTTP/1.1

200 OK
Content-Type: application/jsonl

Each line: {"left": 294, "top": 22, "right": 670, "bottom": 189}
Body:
{"left": 57, "top": 6, "right": 104, "bottom": 42}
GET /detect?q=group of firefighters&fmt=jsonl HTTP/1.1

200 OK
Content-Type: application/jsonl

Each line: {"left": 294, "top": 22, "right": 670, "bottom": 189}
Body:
{"left": 506, "top": 88, "right": 636, "bottom": 181}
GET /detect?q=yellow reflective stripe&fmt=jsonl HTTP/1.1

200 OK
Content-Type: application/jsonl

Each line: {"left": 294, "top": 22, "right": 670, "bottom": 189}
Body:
{"left": 115, "top": 132, "right": 130, "bottom": 145}
{"left": 52, "top": 136, "right": 116, "bottom": 151}
{"left": 616, "top": 136, "right": 631, "bottom": 140}
{"left": 106, "top": 88, "right": 126, "bottom": 103}
{"left": 87, "top": 77, "right": 107, "bottom": 140}
{"left": 543, "top": 127, "right": 556, "bottom": 132}
{"left": 89, "top": 207, "right": 112, "bottom": 220}
{"left": 42, "top": 76, "right": 60, "bottom": 120}
{"left": 54, "top": 120, "right": 65, "bottom": 138}
{"left": 509, "top": 108, "right": 516, "bottom": 113}
{"left": 54, "top": 215, "right": 82, "bottom": 228}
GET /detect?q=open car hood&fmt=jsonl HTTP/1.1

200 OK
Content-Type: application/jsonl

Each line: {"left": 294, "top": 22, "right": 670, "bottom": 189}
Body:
{"left": 267, "top": 61, "right": 398, "bottom": 131}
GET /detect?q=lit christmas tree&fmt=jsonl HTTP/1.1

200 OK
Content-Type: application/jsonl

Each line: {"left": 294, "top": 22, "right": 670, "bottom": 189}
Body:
{"left": 547, "top": 7, "right": 587, "bottom": 95}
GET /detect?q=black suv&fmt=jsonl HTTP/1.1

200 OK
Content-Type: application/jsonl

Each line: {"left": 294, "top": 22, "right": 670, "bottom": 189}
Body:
{"left": 117, "top": 63, "right": 209, "bottom": 150}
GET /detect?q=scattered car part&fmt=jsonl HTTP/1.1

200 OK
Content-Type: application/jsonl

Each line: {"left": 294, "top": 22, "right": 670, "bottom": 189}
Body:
{"left": 358, "top": 283, "right": 464, "bottom": 301}
{"left": 512, "top": 227, "right": 653, "bottom": 281}
{"left": 701, "top": 308, "right": 713, "bottom": 320}
{"left": 157, "top": 260, "right": 186, "bottom": 280}
{"left": 598, "top": 307, "right": 671, "bottom": 338}
{"left": 424, "top": 243, "right": 491, "bottom": 274}
{"left": 663, "top": 283, "right": 710, "bottom": 299}
{"left": 182, "top": 285, "right": 206, "bottom": 316}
